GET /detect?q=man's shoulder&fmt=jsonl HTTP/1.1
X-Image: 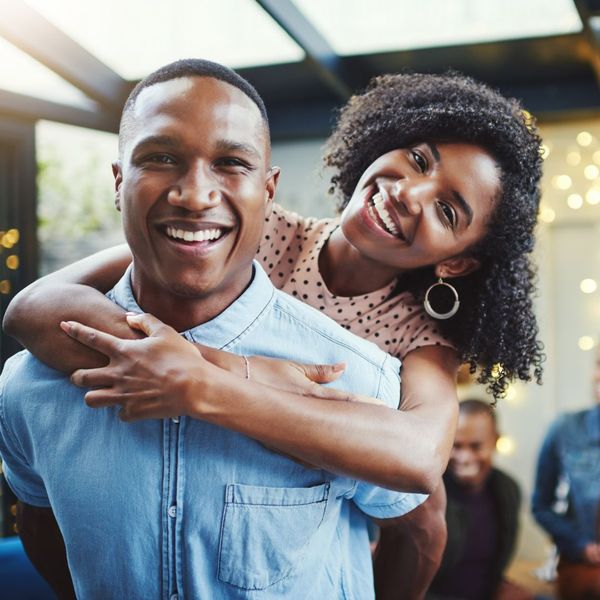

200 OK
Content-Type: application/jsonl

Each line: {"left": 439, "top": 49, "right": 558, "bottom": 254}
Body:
{"left": 490, "top": 467, "right": 520, "bottom": 496}
{"left": 1, "top": 351, "right": 69, "bottom": 408}
{"left": 271, "top": 288, "right": 394, "bottom": 367}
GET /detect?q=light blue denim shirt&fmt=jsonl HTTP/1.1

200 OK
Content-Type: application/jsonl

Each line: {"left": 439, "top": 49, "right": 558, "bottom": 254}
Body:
{"left": 0, "top": 262, "right": 426, "bottom": 600}
{"left": 532, "top": 405, "right": 600, "bottom": 561}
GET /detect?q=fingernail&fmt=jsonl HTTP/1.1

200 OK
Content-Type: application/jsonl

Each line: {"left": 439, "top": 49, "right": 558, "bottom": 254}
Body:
{"left": 60, "top": 321, "right": 72, "bottom": 333}
{"left": 332, "top": 363, "right": 346, "bottom": 372}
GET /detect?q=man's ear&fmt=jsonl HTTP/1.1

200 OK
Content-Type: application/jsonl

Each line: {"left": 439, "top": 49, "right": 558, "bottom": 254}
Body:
{"left": 435, "top": 256, "right": 481, "bottom": 279}
{"left": 264, "top": 166, "right": 280, "bottom": 219}
{"left": 112, "top": 160, "right": 123, "bottom": 212}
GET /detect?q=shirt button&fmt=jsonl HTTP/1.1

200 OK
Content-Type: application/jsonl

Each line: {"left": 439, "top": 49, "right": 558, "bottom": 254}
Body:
{"left": 168, "top": 505, "right": 177, "bottom": 518}
{"left": 171, "top": 416, "right": 180, "bottom": 424}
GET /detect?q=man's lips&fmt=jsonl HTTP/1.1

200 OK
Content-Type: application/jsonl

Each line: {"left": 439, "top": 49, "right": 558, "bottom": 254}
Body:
{"left": 157, "top": 220, "right": 234, "bottom": 245}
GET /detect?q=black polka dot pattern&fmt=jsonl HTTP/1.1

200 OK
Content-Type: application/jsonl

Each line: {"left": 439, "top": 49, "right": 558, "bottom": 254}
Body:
{"left": 257, "top": 204, "right": 453, "bottom": 358}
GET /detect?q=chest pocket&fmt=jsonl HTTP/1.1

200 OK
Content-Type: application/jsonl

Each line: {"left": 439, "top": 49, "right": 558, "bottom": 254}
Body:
{"left": 218, "top": 482, "right": 330, "bottom": 590}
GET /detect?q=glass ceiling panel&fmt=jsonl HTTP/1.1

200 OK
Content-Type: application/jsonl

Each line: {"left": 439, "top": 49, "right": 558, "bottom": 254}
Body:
{"left": 26, "top": 0, "right": 305, "bottom": 80}
{"left": 293, "top": 0, "right": 582, "bottom": 55}
{"left": 0, "top": 37, "right": 97, "bottom": 109}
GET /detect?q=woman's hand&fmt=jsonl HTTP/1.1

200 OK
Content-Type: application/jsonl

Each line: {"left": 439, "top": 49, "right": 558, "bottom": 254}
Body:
{"left": 61, "top": 314, "right": 210, "bottom": 421}
{"left": 60, "top": 312, "right": 380, "bottom": 422}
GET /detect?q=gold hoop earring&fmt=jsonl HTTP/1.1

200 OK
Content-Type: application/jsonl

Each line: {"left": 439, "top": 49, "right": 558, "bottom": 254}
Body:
{"left": 424, "top": 278, "right": 460, "bottom": 320}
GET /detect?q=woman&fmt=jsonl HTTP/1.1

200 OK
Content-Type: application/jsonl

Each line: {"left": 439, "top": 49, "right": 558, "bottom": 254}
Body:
{"left": 4, "top": 72, "right": 544, "bottom": 597}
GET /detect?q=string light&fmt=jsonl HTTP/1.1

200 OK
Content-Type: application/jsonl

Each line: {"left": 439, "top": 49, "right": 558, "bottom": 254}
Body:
{"left": 578, "top": 336, "right": 595, "bottom": 351}
{"left": 496, "top": 436, "right": 515, "bottom": 455}
{"left": 566, "top": 151, "right": 581, "bottom": 166}
{"left": 584, "top": 164, "right": 600, "bottom": 180}
{"left": 551, "top": 175, "right": 572, "bottom": 190}
{"left": 586, "top": 187, "right": 600, "bottom": 205}
{"left": 580, "top": 278, "right": 598, "bottom": 294}
{"left": 567, "top": 194, "right": 583, "bottom": 209}
{"left": 539, "top": 206, "right": 556, "bottom": 223}
{"left": 577, "top": 131, "right": 593, "bottom": 146}
{"left": 5, "top": 255, "right": 18, "bottom": 270}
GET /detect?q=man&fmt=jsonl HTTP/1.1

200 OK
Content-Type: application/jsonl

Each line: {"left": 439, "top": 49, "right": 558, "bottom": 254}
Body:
{"left": 532, "top": 345, "right": 600, "bottom": 600}
{"left": 427, "top": 399, "right": 532, "bottom": 600}
{"left": 0, "top": 59, "right": 424, "bottom": 599}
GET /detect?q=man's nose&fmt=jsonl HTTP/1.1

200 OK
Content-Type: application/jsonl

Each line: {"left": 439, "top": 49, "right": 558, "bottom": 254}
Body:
{"left": 167, "top": 166, "right": 222, "bottom": 210}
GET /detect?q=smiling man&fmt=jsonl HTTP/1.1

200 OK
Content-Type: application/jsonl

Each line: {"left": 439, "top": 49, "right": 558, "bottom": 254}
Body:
{"left": 0, "top": 60, "right": 424, "bottom": 599}
{"left": 427, "top": 399, "right": 532, "bottom": 600}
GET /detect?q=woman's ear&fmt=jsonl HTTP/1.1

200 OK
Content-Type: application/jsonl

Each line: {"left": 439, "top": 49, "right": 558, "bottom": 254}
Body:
{"left": 435, "top": 256, "right": 481, "bottom": 279}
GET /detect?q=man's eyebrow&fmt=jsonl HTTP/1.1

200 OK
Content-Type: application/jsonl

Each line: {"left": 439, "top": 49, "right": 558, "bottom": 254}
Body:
{"left": 215, "top": 139, "right": 261, "bottom": 158}
{"left": 425, "top": 142, "right": 441, "bottom": 162}
{"left": 453, "top": 190, "right": 473, "bottom": 226}
{"left": 132, "top": 135, "right": 179, "bottom": 151}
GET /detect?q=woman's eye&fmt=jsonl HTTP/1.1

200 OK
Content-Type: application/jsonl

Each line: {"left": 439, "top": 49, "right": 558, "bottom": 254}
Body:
{"left": 438, "top": 202, "right": 457, "bottom": 228}
{"left": 411, "top": 151, "right": 427, "bottom": 173}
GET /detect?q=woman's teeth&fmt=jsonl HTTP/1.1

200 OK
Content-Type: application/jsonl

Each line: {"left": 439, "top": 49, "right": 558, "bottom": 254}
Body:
{"left": 166, "top": 226, "right": 223, "bottom": 242}
{"left": 371, "top": 193, "right": 399, "bottom": 236}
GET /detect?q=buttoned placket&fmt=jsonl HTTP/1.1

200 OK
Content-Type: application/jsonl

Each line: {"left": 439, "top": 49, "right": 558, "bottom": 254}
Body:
{"left": 162, "top": 413, "right": 184, "bottom": 599}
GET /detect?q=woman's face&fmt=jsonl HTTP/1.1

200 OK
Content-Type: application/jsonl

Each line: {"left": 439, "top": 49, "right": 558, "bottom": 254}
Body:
{"left": 339, "top": 142, "right": 500, "bottom": 275}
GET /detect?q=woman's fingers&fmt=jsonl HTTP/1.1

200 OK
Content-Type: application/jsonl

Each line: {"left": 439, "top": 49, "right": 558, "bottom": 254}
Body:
{"left": 60, "top": 321, "right": 122, "bottom": 357}
{"left": 126, "top": 312, "right": 174, "bottom": 338}
{"left": 298, "top": 362, "right": 346, "bottom": 383}
{"left": 71, "top": 367, "right": 115, "bottom": 389}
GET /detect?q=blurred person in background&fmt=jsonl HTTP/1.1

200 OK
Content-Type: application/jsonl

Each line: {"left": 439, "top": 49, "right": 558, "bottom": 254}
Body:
{"left": 532, "top": 345, "right": 600, "bottom": 600}
{"left": 424, "top": 399, "right": 533, "bottom": 600}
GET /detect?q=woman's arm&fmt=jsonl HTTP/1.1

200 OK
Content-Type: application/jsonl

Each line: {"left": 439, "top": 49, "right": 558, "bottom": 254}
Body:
{"left": 3, "top": 245, "right": 134, "bottom": 371}
{"left": 63, "top": 314, "right": 459, "bottom": 492}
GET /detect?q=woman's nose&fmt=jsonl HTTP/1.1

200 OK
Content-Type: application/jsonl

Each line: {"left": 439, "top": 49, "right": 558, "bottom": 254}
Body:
{"left": 392, "top": 179, "right": 426, "bottom": 216}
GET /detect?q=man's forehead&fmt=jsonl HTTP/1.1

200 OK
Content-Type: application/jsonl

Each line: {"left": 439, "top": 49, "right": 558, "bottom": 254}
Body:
{"left": 134, "top": 77, "right": 261, "bottom": 124}
{"left": 128, "top": 76, "right": 268, "bottom": 152}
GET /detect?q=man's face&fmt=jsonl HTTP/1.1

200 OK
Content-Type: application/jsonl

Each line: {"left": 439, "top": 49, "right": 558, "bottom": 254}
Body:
{"left": 114, "top": 76, "right": 278, "bottom": 323}
{"left": 448, "top": 411, "right": 498, "bottom": 492}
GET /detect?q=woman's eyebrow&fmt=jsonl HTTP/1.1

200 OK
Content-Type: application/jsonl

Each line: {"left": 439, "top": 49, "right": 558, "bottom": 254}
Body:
{"left": 453, "top": 191, "right": 473, "bottom": 226}
{"left": 425, "top": 142, "right": 441, "bottom": 162}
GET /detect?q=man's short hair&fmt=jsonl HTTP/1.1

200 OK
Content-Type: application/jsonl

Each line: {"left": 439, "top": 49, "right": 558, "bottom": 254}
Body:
{"left": 459, "top": 398, "right": 497, "bottom": 431}
{"left": 119, "top": 58, "right": 269, "bottom": 154}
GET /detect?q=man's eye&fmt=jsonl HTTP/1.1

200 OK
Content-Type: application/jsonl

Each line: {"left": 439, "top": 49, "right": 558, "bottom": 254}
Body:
{"left": 411, "top": 150, "right": 428, "bottom": 173}
{"left": 148, "top": 154, "right": 175, "bottom": 164}
{"left": 218, "top": 157, "right": 251, "bottom": 169}
{"left": 438, "top": 202, "right": 457, "bottom": 228}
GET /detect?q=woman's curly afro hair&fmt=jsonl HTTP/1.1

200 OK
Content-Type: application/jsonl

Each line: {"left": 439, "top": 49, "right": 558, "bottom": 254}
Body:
{"left": 323, "top": 72, "right": 544, "bottom": 399}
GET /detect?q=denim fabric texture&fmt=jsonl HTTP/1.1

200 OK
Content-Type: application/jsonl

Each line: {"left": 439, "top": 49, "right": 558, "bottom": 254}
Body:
{"left": 532, "top": 405, "right": 600, "bottom": 561}
{"left": 0, "top": 262, "right": 426, "bottom": 599}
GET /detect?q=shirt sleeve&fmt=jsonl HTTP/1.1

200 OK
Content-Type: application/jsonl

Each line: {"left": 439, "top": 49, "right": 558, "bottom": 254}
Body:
{"left": 352, "top": 483, "right": 428, "bottom": 519}
{"left": 531, "top": 416, "right": 589, "bottom": 560}
{"left": 0, "top": 355, "right": 51, "bottom": 507}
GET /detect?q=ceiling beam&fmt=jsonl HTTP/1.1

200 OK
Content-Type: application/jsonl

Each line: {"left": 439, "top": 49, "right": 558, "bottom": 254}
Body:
{"left": 255, "top": 0, "right": 352, "bottom": 100}
{"left": 0, "top": 88, "right": 120, "bottom": 133}
{"left": 0, "top": 0, "right": 130, "bottom": 110}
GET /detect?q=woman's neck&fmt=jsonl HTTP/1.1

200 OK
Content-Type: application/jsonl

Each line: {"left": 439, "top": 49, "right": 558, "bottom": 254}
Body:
{"left": 319, "top": 227, "right": 402, "bottom": 297}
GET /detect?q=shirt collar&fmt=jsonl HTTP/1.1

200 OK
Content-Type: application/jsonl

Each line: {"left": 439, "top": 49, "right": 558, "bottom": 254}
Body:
{"left": 109, "top": 260, "right": 275, "bottom": 349}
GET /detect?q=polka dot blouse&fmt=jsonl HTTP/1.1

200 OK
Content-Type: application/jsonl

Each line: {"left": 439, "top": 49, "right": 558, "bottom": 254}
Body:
{"left": 258, "top": 204, "right": 453, "bottom": 361}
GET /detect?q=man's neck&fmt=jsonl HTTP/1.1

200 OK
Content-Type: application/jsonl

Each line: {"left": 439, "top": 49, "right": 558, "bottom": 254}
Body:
{"left": 129, "top": 266, "right": 254, "bottom": 333}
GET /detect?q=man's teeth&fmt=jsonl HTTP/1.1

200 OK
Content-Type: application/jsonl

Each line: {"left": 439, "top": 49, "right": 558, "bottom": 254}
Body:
{"left": 371, "top": 193, "right": 399, "bottom": 236}
{"left": 166, "top": 226, "right": 223, "bottom": 242}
